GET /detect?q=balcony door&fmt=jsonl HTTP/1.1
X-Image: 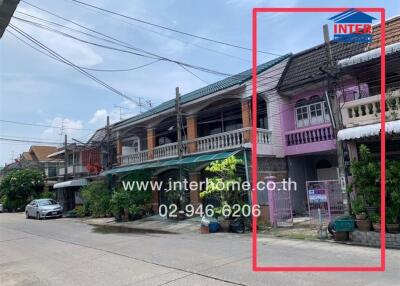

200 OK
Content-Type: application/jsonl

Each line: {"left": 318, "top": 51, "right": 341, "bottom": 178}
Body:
{"left": 122, "top": 136, "right": 140, "bottom": 156}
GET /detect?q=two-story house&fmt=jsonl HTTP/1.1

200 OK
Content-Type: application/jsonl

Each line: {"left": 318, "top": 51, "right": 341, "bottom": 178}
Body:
{"left": 102, "top": 54, "right": 291, "bottom": 212}
{"left": 18, "top": 145, "right": 62, "bottom": 191}
{"left": 49, "top": 141, "right": 104, "bottom": 210}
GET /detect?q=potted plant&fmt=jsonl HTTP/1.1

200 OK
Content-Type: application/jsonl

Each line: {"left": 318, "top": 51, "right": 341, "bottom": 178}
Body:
{"left": 352, "top": 197, "right": 370, "bottom": 231}
{"left": 352, "top": 197, "right": 367, "bottom": 220}
{"left": 370, "top": 212, "right": 381, "bottom": 232}
{"left": 350, "top": 145, "right": 380, "bottom": 215}
{"left": 386, "top": 206, "right": 399, "bottom": 233}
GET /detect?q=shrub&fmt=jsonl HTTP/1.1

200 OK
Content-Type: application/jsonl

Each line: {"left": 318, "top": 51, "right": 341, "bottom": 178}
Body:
{"left": 0, "top": 169, "right": 44, "bottom": 211}
{"left": 111, "top": 171, "right": 152, "bottom": 221}
{"left": 75, "top": 205, "right": 89, "bottom": 218}
{"left": 81, "top": 181, "right": 112, "bottom": 217}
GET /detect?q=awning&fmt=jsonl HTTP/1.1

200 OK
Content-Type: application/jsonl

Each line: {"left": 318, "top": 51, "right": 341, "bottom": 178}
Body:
{"left": 101, "top": 150, "right": 240, "bottom": 176}
{"left": 338, "top": 120, "right": 400, "bottom": 141}
{"left": 53, "top": 179, "right": 88, "bottom": 189}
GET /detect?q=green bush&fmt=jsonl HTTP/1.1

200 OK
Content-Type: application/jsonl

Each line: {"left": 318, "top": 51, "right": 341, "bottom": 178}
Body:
{"left": 81, "top": 181, "right": 112, "bottom": 217}
{"left": 0, "top": 169, "right": 44, "bottom": 211}
{"left": 75, "top": 205, "right": 89, "bottom": 218}
{"left": 111, "top": 171, "right": 152, "bottom": 221}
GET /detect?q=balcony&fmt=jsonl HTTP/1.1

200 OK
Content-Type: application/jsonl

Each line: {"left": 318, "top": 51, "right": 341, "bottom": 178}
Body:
{"left": 341, "top": 89, "right": 400, "bottom": 127}
{"left": 58, "top": 165, "right": 86, "bottom": 176}
{"left": 284, "top": 124, "right": 336, "bottom": 156}
{"left": 119, "top": 128, "right": 272, "bottom": 166}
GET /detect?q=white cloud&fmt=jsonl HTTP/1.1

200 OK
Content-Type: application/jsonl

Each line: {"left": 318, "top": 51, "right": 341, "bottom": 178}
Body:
{"left": 41, "top": 117, "right": 84, "bottom": 141}
{"left": 89, "top": 108, "right": 120, "bottom": 127}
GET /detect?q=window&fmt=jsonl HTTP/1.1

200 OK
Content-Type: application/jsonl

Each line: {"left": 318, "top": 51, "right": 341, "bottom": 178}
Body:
{"left": 309, "top": 102, "right": 324, "bottom": 125}
{"left": 296, "top": 106, "right": 309, "bottom": 128}
{"left": 295, "top": 99, "right": 330, "bottom": 128}
{"left": 324, "top": 102, "right": 331, "bottom": 123}
{"left": 158, "top": 136, "right": 172, "bottom": 145}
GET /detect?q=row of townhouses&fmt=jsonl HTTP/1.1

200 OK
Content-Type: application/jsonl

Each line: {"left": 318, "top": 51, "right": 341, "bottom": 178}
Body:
{"left": 6, "top": 16, "right": 399, "bottom": 215}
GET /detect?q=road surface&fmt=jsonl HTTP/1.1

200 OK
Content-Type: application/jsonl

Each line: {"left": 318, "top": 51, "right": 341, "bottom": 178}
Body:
{"left": 0, "top": 213, "right": 399, "bottom": 286}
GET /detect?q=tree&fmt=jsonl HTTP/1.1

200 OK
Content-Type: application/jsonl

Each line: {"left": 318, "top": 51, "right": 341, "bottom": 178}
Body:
{"left": 0, "top": 169, "right": 44, "bottom": 211}
{"left": 200, "top": 156, "right": 244, "bottom": 205}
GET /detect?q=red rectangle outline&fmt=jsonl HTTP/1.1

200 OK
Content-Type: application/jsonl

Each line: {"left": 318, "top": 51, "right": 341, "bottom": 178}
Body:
{"left": 251, "top": 7, "right": 386, "bottom": 272}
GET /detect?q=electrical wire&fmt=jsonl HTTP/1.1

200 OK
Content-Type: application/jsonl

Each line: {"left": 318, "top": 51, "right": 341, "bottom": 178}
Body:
{"left": 0, "top": 119, "right": 94, "bottom": 131}
{"left": 65, "top": 0, "right": 281, "bottom": 56}
{"left": 13, "top": 7, "right": 287, "bottom": 81}
{"left": 8, "top": 23, "right": 151, "bottom": 109}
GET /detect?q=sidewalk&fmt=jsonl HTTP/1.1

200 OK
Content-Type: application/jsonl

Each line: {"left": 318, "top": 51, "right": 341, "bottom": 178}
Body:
{"left": 83, "top": 215, "right": 320, "bottom": 239}
{"left": 84, "top": 215, "right": 202, "bottom": 234}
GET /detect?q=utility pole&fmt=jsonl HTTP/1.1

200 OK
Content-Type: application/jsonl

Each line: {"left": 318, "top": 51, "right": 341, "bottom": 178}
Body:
{"left": 175, "top": 87, "right": 184, "bottom": 207}
{"left": 64, "top": 134, "right": 68, "bottom": 181}
{"left": 106, "top": 115, "right": 111, "bottom": 170}
{"left": 322, "top": 24, "right": 350, "bottom": 211}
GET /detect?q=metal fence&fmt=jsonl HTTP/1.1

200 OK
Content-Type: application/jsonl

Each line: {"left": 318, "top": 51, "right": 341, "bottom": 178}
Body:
{"left": 306, "top": 180, "right": 345, "bottom": 226}
{"left": 268, "top": 181, "right": 293, "bottom": 227}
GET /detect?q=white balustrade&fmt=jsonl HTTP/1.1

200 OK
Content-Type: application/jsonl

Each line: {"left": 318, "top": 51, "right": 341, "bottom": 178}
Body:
{"left": 342, "top": 89, "right": 400, "bottom": 127}
{"left": 153, "top": 142, "right": 178, "bottom": 159}
{"left": 120, "top": 150, "right": 148, "bottom": 165}
{"left": 119, "top": 128, "right": 272, "bottom": 165}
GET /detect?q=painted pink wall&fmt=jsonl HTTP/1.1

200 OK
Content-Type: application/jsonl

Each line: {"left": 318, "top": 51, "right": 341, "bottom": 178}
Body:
{"left": 280, "top": 80, "right": 368, "bottom": 156}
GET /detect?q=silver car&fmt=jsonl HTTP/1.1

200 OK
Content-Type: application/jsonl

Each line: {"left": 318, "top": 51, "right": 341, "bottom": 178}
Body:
{"left": 25, "top": 199, "right": 63, "bottom": 219}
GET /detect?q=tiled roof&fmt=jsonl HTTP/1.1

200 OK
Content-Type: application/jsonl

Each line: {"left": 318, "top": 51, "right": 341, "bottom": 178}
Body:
{"left": 278, "top": 17, "right": 399, "bottom": 93}
{"left": 21, "top": 151, "right": 33, "bottom": 161}
{"left": 113, "top": 54, "right": 291, "bottom": 129}
{"left": 30, "top": 146, "right": 58, "bottom": 161}
{"left": 278, "top": 42, "right": 367, "bottom": 92}
{"left": 368, "top": 15, "right": 400, "bottom": 50}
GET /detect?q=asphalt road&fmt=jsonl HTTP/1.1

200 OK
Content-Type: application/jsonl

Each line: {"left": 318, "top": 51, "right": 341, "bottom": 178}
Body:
{"left": 0, "top": 213, "right": 399, "bottom": 286}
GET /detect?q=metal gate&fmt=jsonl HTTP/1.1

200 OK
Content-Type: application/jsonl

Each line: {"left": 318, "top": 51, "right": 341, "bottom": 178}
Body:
{"left": 306, "top": 180, "right": 345, "bottom": 226}
{"left": 268, "top": 182, "right": 293, "bottom": 227}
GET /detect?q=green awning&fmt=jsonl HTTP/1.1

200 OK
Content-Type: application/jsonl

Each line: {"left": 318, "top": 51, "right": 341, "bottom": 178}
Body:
{"left": 101, "top": 150, "right": 240, "bottom": 176}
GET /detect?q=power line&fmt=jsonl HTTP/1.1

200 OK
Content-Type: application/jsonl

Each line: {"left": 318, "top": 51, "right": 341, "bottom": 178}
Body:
{"left": 66, "top": 0, "right": 281, "bottom": 56}
{"left": 8, "top": 23, "right": 151, "bottom": 109}
{"left": 13, "top": 8, "right": 287, "bottom": 81}
{"left": 0, "top": 119, "right": 94, "bottom": 130}
{"left": 0, "top": 137, "right": 62, "bottom": 145}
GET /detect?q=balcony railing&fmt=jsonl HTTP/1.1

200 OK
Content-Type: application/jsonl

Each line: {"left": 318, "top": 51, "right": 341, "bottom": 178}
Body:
{"left": 58, "top": 165, "right": 86, "bottom": 176}
{"left": 119, "top": 128, "right": 272, "bottom": 165}
{"left": 341, "top": 89, "right": 400, "bottom": 127}
{"left": 121, "top": 150, "right": 149, "bottom": 165}
{"left": 285, "top": 124, "right": 334, "bottom": 146}
{"left": 194, "top": 128, "right": 248, "bottom": 153}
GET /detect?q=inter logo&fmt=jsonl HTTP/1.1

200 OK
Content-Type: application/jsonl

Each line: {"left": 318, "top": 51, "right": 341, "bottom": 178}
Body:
{"left": 329, "top": 8, "right": 377, "bottom": 43}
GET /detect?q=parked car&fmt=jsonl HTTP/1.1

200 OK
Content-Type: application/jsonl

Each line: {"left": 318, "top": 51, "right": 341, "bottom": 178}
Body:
{"left": 0, "top": 203, "right": 3, "bottom": 213}
{"left": 25, "top": 199, "right": 63, "bottom": 219}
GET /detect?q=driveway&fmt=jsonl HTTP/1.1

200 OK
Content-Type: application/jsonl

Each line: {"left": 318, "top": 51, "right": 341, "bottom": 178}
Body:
{"left": 0, "top": 213, "right": 399, "bottom": 286}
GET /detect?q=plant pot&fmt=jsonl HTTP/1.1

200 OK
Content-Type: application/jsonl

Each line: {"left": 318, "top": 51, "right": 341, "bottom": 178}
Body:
{"left": 356, "top": 219, "right": 371, "bottom": 231}
{"left": 334, "top": 231, "right": 349, "bottom": 241}
{"left": 200, "top": 224, "right": 209, "bottom": 234}
{"left": 372, "top": 223, "right": 381, "bottom": 232}
{"left": 386, "top": 223, "right": 400, "bottom": 233}
{"left": 356, "top": 213, "right": 367, "bottom": 220}
{"left": 219, "top": 219, "right": 231, "bottom": 232}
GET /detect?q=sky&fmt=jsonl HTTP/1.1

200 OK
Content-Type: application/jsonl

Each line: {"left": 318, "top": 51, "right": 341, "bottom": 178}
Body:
{"left": 0, "top": 0, "right": 398, "bottom": 165}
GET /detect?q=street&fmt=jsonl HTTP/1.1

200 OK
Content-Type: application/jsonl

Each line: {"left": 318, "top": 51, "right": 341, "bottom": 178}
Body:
{"left": 0, "top": 213, "right": 399, "bottom": 286}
